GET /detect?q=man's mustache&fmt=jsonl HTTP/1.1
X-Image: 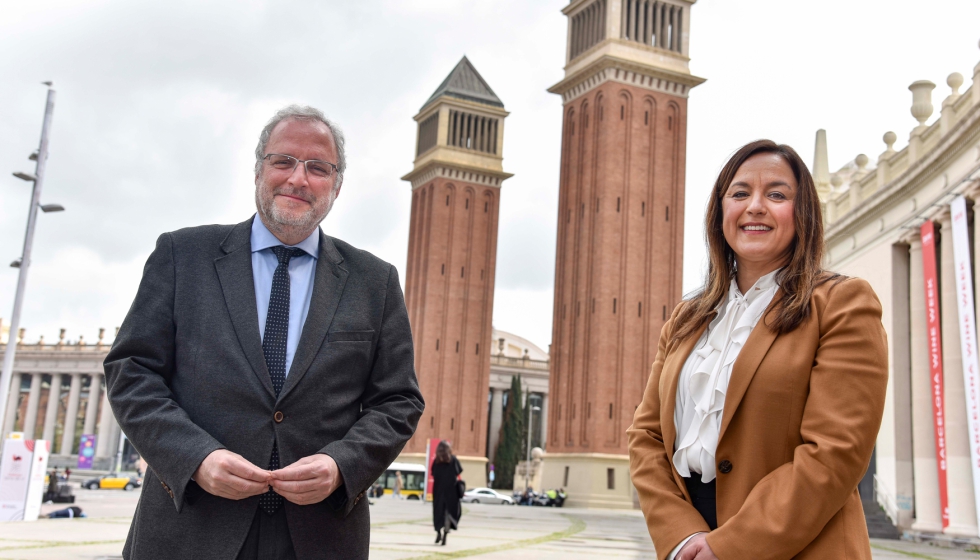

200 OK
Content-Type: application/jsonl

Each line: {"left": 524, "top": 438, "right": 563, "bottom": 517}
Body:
{"left": 272, "top": 187, "right": 314, "bottom": 204}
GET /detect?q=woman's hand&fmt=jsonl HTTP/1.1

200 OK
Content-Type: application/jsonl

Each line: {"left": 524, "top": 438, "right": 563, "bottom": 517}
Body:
{"left": 676, "top": 534, "right": 719, "bottom": 560}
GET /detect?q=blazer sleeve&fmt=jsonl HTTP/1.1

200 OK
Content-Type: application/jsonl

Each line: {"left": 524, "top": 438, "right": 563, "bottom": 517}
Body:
{"left": 103, "top": 233, "right": 225, "bottom": 512}
{"left": 705, "top": 278, "right": 888, "bottom": 559}
{"left": 627, "top": 307, "right": 712, "bottom": 559}
{"left": 320, "top": 265, "right": 425, "bottom": 515}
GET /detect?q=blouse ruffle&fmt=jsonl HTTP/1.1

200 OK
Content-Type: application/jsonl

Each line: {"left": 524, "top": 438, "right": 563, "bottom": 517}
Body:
{"left": 673, "top": 270, "right": 779, "bottom": 482}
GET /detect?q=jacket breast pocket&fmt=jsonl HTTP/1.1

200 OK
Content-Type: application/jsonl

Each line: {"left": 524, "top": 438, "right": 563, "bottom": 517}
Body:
{"left": 327, "top": 330, "right": 375, "bottom": 343}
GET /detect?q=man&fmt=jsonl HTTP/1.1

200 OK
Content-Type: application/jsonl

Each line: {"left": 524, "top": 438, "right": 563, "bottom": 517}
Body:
{"left": 104, "top": 106, "right": 424, "bottom": 560}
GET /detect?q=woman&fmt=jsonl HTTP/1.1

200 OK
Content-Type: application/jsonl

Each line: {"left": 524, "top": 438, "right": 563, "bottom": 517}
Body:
{"left": 627, "top": 140, "right": 887, "bottom": 560}
{"left": 431, "top": 440, "right": 463, "bottom": 546}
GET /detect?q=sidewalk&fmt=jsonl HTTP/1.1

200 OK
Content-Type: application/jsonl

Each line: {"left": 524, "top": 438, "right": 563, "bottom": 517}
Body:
{"left": 0, "top": 491, "right": 976, "bottom": 559}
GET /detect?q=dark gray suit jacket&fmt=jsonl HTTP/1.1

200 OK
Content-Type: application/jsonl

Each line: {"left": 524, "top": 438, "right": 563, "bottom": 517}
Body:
{"left": 104, "top": 217, "right": 424, "bottom": 559}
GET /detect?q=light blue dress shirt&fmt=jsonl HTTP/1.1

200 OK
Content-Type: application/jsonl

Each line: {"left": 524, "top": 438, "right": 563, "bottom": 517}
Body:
{"left": 251, "top": 216, "right": 319, "bottom": 377}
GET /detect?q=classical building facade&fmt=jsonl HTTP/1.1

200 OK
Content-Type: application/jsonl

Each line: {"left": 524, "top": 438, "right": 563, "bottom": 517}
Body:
{"left": 820, "top": 42, "right": 980, "bottom": 541}
{"left": 399, "top": 57, "right": 513, "bottom": 486}
{"left": 486, "top": 328, "right": 549, "bottom": 467}
{"left": 0, "top": 328, "right": 126, "bottom": 470}
{"left": 542, "top": 0, "right": 703, "bottom": 508}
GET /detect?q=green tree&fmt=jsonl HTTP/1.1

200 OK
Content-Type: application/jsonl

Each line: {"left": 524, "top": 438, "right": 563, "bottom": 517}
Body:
{"left": 493, "top": 375, "right": 525, "bottom": 490}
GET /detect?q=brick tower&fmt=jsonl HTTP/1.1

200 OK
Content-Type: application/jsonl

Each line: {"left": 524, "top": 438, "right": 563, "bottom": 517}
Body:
{"left": 400, "top": 57, "right": 512, "bottom": 486}
{"left": 541, "top": 0, "right": 704, "bottom": 508}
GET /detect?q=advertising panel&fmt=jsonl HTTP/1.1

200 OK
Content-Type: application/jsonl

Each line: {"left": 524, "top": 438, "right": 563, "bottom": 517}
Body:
{"left": 921, "top": 219, "right": 950, "bottom": 528}
{"left": 950, "top": 196, "right": 980, "bottom": 524}
{"left": 77, "top": 434, "right": 96, "bottom": 469}
{"left": 0, "top": 438, "right": 50, "bottom": 521}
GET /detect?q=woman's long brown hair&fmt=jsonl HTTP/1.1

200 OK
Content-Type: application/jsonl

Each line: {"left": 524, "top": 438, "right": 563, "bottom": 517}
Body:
{"left": 671, "top": 139, "right": 839, "bottom": 342}
{"left": 435, "top": 440, "right": 453, "bottom": 464}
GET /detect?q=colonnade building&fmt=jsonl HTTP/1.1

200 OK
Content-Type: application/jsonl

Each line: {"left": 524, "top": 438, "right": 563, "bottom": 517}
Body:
{"left": 0, "top": 327, "right": 126, "bottom": 470}
{"left": 819, "top": 42, "right": 980, "bottom": 542}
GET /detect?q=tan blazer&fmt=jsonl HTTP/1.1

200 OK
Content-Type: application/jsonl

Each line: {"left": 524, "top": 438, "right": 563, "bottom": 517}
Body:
{"left": 627, "top": 277, "right": 888, "bottom": 560}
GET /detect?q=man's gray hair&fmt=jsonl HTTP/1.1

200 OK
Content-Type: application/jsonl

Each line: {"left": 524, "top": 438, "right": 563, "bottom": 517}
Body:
{"left": 254, "top": 105, "right": 347, "bottom": 179}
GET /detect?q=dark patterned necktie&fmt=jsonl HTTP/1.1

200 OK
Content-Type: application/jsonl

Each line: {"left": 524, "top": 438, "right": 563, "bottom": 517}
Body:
{"left": 258, "top": 245, "right": 303, "bottom": 515}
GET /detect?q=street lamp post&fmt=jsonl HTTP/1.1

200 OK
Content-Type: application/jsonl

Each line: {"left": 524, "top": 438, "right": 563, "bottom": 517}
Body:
{"left": 0, "top": 85, "right": 63, "bottom": 437}
{"left": 524, "top": 389, "right": 541, "bottom": 491}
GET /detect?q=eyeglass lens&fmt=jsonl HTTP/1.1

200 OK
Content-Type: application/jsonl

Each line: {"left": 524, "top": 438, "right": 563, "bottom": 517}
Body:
{"left": 267, "top": 154, "right": 334, "bottom": 178}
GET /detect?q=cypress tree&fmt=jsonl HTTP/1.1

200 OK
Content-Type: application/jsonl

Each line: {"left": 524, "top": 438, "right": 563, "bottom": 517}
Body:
{"left": 493, "top": 374, "right": 525, "bottom": 490}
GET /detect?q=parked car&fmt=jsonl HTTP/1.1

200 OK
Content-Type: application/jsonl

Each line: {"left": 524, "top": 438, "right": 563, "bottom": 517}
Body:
{"left": 83, "top": 473, "right": 142, "bottom": 491}
{"left": 462, "top": 487, "right": 514, "bottom": 505}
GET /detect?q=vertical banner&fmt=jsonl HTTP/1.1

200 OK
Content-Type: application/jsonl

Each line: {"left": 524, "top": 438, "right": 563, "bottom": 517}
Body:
{"left": 950, "top": 195, "right": 980, "bottom": 524}
{"left": 921, "top": 219, "right": 950, "bottom": 528}
{"left": 0, "top": 438, "right": 49, "bottom": 521}
{"left": 23, "top": 440, "right": 49, "bottom": 522}
{"left": 77, "top": 435, "right": 96, "bottom": 469}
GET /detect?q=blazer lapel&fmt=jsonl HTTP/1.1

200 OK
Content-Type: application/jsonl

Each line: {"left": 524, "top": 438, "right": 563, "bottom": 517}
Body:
{"left": 277, "top": 232, "right": 349, "bottom": 402}
{"left": 717, "top": 293, "right": 782, "bottom": 444}
{"left": 661, "top": 321, "right": 709, "bottom": 471}
{"left": 214, "top": 217, "right": 276, "bottom": 399}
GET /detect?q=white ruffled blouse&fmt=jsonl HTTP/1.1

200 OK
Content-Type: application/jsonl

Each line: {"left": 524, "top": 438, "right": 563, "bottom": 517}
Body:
{"left": 672, "top": 269, "right": 780, "bottom": 483}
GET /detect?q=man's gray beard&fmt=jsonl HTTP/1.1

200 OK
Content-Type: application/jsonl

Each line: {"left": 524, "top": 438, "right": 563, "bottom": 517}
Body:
{"left": 255, "top": 181, "right": 336, "bottom": 236}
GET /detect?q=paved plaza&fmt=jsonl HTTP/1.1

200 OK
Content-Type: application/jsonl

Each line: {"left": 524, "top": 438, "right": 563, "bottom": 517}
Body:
{"left": 0, "top": 487, "right": 972, "bottom": 558}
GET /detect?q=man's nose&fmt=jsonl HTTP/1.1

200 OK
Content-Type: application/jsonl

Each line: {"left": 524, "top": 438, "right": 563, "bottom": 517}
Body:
{"left": 287, "top": 161, "right": 310, "bottom": 186}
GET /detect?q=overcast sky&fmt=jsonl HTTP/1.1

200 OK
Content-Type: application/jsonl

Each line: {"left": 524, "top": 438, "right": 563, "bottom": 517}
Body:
{"left": 1, "top": 0, "right": 979, "bottom": 351}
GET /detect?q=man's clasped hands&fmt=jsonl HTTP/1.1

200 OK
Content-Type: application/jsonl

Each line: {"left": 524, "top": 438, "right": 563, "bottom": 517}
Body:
{"left": 193, "top": 449, "right": 343, "bottom": 505}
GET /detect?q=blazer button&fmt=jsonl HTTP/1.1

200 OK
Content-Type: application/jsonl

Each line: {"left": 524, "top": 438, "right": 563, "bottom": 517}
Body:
{"left": 718, "top": 460, "right": 733, "bottom": 474}
{"left": 274, "top": 411, "right": 284, "bottom": 423}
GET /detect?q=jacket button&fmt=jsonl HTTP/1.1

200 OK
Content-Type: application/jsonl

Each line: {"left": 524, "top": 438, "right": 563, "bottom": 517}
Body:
{"left": 718, "top": 460, "right": 733, "bottom": 474}
{"left": 274, "top": 411, "right": 284, "bottom": 423}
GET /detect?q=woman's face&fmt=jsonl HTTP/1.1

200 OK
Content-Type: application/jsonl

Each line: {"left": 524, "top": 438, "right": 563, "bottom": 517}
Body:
{"left": 721, "top": 153, "right": 797, "bottom": 271}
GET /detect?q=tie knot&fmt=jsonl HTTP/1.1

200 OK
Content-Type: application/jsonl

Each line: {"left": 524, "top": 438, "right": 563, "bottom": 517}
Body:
{"left": 271, "top": 245, "right": 303, "bottom": 265}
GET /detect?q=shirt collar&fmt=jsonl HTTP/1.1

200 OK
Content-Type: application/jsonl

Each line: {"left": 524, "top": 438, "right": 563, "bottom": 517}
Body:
{"left": 250, "top": 215, "right": 320, "bottom": 259}
{"left": 729, "top": 267, "right": 781, "bottom": 305}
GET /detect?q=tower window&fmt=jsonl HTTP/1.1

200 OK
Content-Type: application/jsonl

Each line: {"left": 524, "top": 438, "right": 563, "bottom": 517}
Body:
{"left": 564, "top": 466, "right": 570, "bottom": 487}
{"left": 642, "top": 201, "right": 645, "bottom": 216}
{"left": 417, "top": 112, "right": 439, "bottom": 156}
{"left": 485, "top": 202, "right": 488, "bottom": 212}
{"left": 609, "top": 403, "right": 613, "bottom": 418}
{"left": 471, "top": 419, "right": 474, "bottom": 431}
{"left": 441, "top": 264, "right": 445, "bottom": 275}
{"left": 620, "top": 106, "right": 624, "bottom": 120}
{"left": 592, "top": 299, "right": 595, "bottom": 313}
{"left": 607, "top": 468, "right": 615, "bottom": 490}
{"left": 666, "top": 206, "right": 670, "bottom": 221}
{"left": 645, "top": 111, "right": 649, "bottom": 125}
{"left": 613, "top": 298, "right": 617, "bottom": 313}
{"left": 465, "top": 199, "right": 469, "bottom": 209}
{"left": 617, "top": 197, "right": 621, "bottom": 212}
{"left": 436, "top": 339, "right": 440, "bottom": 350}
{"left": 663, "top": 305, "right": 667, "bottom": 320}
{"left": 638, "top": 302, "right": 642, "bottom": 317}
{"left": 430, "top": 417, "right": 434, "bottom": 427}
{"left": 476, "top": 344, "right": 480, "bottom": 355}
{"left": 461, "top": 267, "right": 465, "bottom": 278}
{"left": 668, "top": 115, "right": 673, "bottom": 130}
{"left": 446, "top": 195, "right": 450, "bottom": 206}
{"left": 451, "top": 418, "right": 454, "bottom": 430}
{"left": 456, "top": 341, "right": 460, "bottom": 353}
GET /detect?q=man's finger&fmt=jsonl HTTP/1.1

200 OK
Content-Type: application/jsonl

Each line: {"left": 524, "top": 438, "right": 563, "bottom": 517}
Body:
{"left": 270, "top": 462, "right": 318, "bottom": 481}
{"left": 224, "top": 456, "right": 272, "bottom": 482}
{"left": 270, "top": 478, "right": 324, "bottom": 493}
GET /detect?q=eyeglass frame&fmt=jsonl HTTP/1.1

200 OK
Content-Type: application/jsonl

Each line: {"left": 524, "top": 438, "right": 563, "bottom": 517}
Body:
{"left": 262, "top": 153, "right": 340, "bottom": 179}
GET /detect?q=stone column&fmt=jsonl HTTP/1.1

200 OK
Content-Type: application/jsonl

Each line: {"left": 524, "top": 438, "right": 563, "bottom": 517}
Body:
{"left": 540, "top": 393, "right": 549, "bottom": 451}
{"left": 3, "top": 373, "right": 21, "bottom": 436}
{"left": 488, "top": 388, "right": 503, "bottom": 463}
{"left": 96, "top": 388, "right": 116, "bottom": 459}
{"left": 22, "top": 374, "right": 43, "bottom": 439}
{"left": 59, "top": 374, "right": 82, "bottom": 455}
{"left": 909, "top": 236, "right": 943, "bottom": 531}
{"left": 83, "top": 374, "right": 101, "bottom": 437}
{"left": 939, "top": 211, "right": 979, "bottom": 536}
{"left": 42, "top": 374, "right": 63, "bottom": 443}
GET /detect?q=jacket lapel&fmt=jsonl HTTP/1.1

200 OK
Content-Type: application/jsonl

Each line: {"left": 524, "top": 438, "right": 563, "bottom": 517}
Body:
{"left": 662, "top": 321, "right": 709, "bottom": 470}
{"left": 717, "top": 293, "right": 782, "bottom": 444}
{"left": 214, "top": 217, "right": 276, "bottom": 399}
{"left": 277, "top": 232, "right": 349, "bottom": 402}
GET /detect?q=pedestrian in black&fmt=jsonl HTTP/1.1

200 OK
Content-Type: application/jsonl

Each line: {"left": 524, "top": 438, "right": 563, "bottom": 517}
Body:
{"left": 431, "top": 441, "right": 462, "bottom": 546}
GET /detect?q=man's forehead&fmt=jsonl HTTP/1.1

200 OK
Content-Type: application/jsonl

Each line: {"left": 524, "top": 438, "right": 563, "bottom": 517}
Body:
{"left": 268, "top": 118, "right": 335, "bottom": 147}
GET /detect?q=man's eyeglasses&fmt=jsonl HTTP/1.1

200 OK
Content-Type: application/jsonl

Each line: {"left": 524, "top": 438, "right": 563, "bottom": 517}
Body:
{"left": 263, "top": 153, "right": 339, "bottom": 179}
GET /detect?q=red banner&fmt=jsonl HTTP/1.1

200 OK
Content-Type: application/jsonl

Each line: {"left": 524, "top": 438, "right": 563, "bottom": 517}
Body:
{"left": 922, "top": 220, "right": 949, "bottom": 528}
